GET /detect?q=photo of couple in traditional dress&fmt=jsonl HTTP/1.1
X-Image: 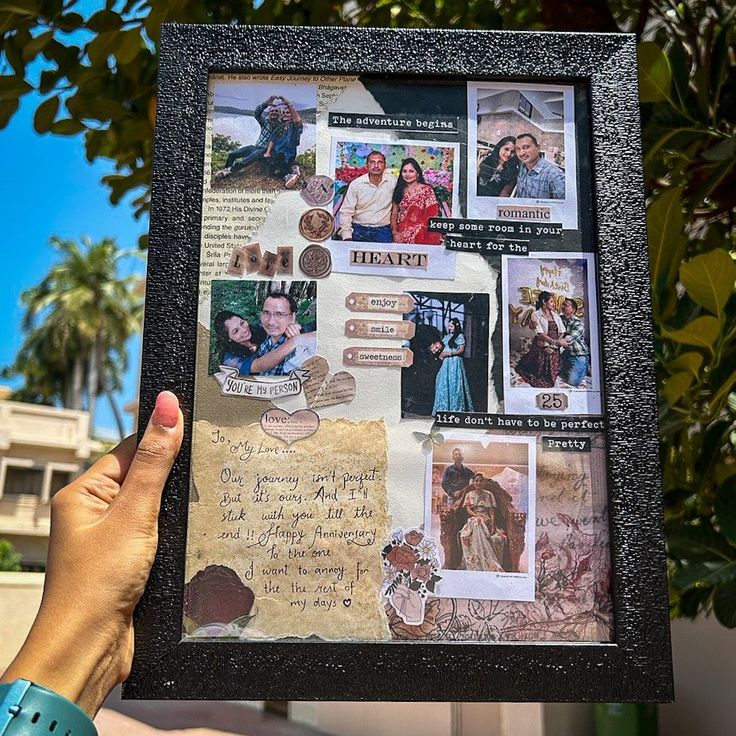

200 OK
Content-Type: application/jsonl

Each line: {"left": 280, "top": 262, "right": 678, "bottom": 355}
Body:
{"left": 209, "top": 79, "right": 316, "bottom": 190}
{"left": 425, "top": 434, "right": 536, "bottom": 602}
{"left": 400, "top": 292, "right": 490, "bottom": 418}
{"left": 331, "top": 140, "right": 459, "bottom": 245}
{"left": 208, "top": 280, "right": 317, "bottom": 378}
{"left": 467, "top": 82, "right": 578, "bottom": 230}
{"left": 502, "top": 253, "right": 602, "bottom": 415}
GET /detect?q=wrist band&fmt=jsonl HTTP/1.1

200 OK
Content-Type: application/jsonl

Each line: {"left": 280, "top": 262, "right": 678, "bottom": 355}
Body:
{"left": 0, "top": 679, "right": 97, "bottom": 735}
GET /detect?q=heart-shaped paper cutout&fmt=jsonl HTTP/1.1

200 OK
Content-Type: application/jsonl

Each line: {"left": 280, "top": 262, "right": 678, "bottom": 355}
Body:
{"left": 260, "top": 408, "right": 320, "bottom": 445}
{"left": 301, "top": 355, "right": 356, "bottom": 409}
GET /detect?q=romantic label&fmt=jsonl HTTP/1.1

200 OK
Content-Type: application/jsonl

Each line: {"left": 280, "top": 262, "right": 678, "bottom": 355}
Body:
{"left": 350, "top": 250, "right": 428, "bottom": 269}
{"left": 444, "top": 236, "right": 529, "bottom": 256}
{"left": 345, "top": 292, "right": 415, "bottom": 314}
{"left": 188, "top": 419, "right": 391, "bottom": 640}
{"left": 496, "top": 204, "right": 553, "bottom": 221}
{"left": 344, "top": 319, "right": 416, "bottom": 340}
{"left": 428, "top": 217, "right": 563, "bottom": 240}
{"left": 328, "top": 112, "right": 460, "bottom": 134}
{"left": 343, "top": 347, "right": 414, "bottom": 368}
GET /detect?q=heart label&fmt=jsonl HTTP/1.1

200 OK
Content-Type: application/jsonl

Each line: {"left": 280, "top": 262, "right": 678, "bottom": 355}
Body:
{"left": 343, "top": 599, "right": 352, "bottom": 608}
{"left": 260, "top": 408, "right": 320, "bottom": 445}
{"left": 301, "top": 355, "right": 356, "bottom": 409}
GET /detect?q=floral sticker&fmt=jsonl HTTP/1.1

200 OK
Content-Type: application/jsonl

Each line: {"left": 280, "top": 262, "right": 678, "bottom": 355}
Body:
{"left": 381, "top": 528, "right": 442, "bottom": 625}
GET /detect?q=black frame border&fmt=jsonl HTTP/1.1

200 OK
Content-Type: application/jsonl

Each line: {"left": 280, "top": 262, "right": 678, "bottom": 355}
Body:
{"left": 126, "top": 24, "right": 673, "bottom": 702}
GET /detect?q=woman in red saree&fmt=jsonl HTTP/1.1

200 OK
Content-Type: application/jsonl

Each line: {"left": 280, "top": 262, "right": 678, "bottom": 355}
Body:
{"left": 390, "top": 158, "right": 443, "bottom": 245}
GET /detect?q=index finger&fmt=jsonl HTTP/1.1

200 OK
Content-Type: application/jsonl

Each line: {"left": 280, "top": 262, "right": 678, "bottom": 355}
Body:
{"left": 76, "top": 435, "right": 138, "bottom": 487}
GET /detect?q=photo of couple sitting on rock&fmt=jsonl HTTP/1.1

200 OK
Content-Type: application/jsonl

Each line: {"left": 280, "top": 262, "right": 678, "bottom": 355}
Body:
{"left": 210, "top": 86, "right": 316, "bottom": 190}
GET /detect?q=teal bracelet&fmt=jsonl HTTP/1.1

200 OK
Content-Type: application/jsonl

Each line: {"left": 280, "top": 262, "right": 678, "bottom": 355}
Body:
{"left": 0, "top": 680, "right": 97, "bottom": 735}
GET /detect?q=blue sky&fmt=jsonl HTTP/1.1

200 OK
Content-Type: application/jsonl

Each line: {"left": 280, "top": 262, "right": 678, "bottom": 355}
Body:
{"left": 0, "top": 89, "right": 147, "bottom": 439}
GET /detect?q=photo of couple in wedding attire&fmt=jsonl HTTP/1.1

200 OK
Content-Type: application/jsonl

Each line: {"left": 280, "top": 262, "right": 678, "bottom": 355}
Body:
{"left": 400, "top": 292, "right": 490, "bottom": 419}
{"left": 425, "top": 434, "right": 536, "bottom": 602}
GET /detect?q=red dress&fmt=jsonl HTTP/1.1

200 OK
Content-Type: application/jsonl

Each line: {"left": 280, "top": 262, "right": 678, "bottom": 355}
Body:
{"left": 396, "top": 184, "right": 443, "bottom": 245}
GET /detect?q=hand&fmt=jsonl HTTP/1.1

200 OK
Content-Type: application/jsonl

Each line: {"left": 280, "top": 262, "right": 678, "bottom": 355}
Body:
{"left": 285, "top": 322, "right": 303, "bottom": 339}
{"left": 0, "top": 391, "right": 183, "bottom": 716}
{"left": 439, "top": 351, "right": 451, "bottom": 360}
{"left": 558, "top": 338, "right": 570, "bottom": 347}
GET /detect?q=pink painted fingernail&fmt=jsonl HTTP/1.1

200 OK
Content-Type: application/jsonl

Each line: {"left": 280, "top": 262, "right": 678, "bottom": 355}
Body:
{"left": 152, "top": 391, "right": 179, "bottom": 428}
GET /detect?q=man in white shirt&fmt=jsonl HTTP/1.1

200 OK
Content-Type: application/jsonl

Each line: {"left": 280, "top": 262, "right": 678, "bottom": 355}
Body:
{"left": 338, "top": 150, "right": 397, "bottom": 242}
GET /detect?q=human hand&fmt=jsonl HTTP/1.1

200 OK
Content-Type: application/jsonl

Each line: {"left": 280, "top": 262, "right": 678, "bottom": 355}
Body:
{"left": 0, "top": 391, "right": 183, "bottom": 717}
{"left": 285, "top": 323, "right": 303, "bottom": 339}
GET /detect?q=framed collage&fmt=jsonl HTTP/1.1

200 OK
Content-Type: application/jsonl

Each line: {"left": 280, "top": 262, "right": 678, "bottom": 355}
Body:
{"left": 126, "top": 25, "right": 673, "bottom": 702}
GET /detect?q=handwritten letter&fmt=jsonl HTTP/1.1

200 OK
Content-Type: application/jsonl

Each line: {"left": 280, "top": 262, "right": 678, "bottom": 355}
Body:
{"left": 188, "top": 418, "right": 391, "bottom": 640}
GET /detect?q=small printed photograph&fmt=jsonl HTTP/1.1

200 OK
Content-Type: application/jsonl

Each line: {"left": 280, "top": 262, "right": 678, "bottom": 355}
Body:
{"left": 209, "top": 77, "right": 316, "bottom": 191}
{"left": 466, "top": 82, "right": 578, "bottom": 230}
{"left": 208, "top": 280, "right": 317, "bottom": 377}
{"left": 502, "top": 253, "right": 601, "bottom": 415}
{"left": 425, "top": 433, "right": 536, "bottom": 602}
{"left": 331, "top": 139, "right": 459, "bottom": 246}
{"left": 400, "top": 292, "right": 490, "bottom": 418}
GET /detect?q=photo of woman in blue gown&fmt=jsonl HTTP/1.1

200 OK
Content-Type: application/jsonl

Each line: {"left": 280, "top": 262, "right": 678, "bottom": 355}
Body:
{"left": 432, "top": 317, "right": 475, "bottom": 414}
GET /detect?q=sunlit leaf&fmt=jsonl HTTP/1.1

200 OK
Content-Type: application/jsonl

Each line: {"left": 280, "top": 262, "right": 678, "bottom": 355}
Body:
{"left": 680, "top": 249, "right": 736, "bottom": 316}
{"left": 664, "top": 352, "right": 703, "bottom": 378}
{"left": 663, "top": 372, "right": 693, "bottom": 405}
{"left": 661, "top": 316, "right": 721, "bottom": 351}
{"left": 648, "top": 188, "right": 686, "bottom": 297}
{"left": 638, "top": 41, "right": 672, "bottom": 103}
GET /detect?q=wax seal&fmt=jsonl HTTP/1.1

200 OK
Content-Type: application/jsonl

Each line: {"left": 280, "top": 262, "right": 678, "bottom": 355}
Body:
{"left": 299, "top": 243, "right": 332, "bottom": 279}
{"left": 299, "top": 208, "right": 334, "bottom": 242}
{"left": 300, "top": 175, "right": 335, "bottom": 207}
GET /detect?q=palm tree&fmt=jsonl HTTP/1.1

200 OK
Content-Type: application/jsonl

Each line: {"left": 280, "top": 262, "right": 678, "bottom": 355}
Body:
{"left": 3, "top": 236, "right": 143, "bottom": 439}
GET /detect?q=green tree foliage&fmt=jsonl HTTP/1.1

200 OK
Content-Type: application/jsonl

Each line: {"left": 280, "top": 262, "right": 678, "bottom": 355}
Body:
{"left": 2, "top": 237, "right": 144, "bottom": 439}
{"left": 635, "top": 3, "right": 736, "bottom": 626}
{"left": 2, "top": 1, "right": 735, "bottom": 621}
{"left": 0, "top": 539, "right": 22, "bottom": 571}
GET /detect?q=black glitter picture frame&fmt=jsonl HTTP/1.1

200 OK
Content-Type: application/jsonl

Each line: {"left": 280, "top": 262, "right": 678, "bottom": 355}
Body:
{"left": 126, "top": 24, "right": 673, "bottom": 702}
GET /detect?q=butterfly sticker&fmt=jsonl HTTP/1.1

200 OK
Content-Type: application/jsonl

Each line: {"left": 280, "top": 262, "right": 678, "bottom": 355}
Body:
{"left": 412, "top": 422, "right": 445, "bottom": 454}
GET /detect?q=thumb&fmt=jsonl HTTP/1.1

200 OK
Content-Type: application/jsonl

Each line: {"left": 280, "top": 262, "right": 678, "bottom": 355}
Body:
{"left": 110, "top": 391, "right": 183, "bottom": 529}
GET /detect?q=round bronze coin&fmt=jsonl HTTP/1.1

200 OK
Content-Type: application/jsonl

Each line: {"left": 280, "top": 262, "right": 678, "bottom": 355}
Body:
{"left": 299, "top": 244, "right": 332, "bottom": 279}
{"left": 300, "top": 175, "right": 335, "bottom": 207}
{"left": 298, "top": 208, "right": 334, "bottom": 242}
